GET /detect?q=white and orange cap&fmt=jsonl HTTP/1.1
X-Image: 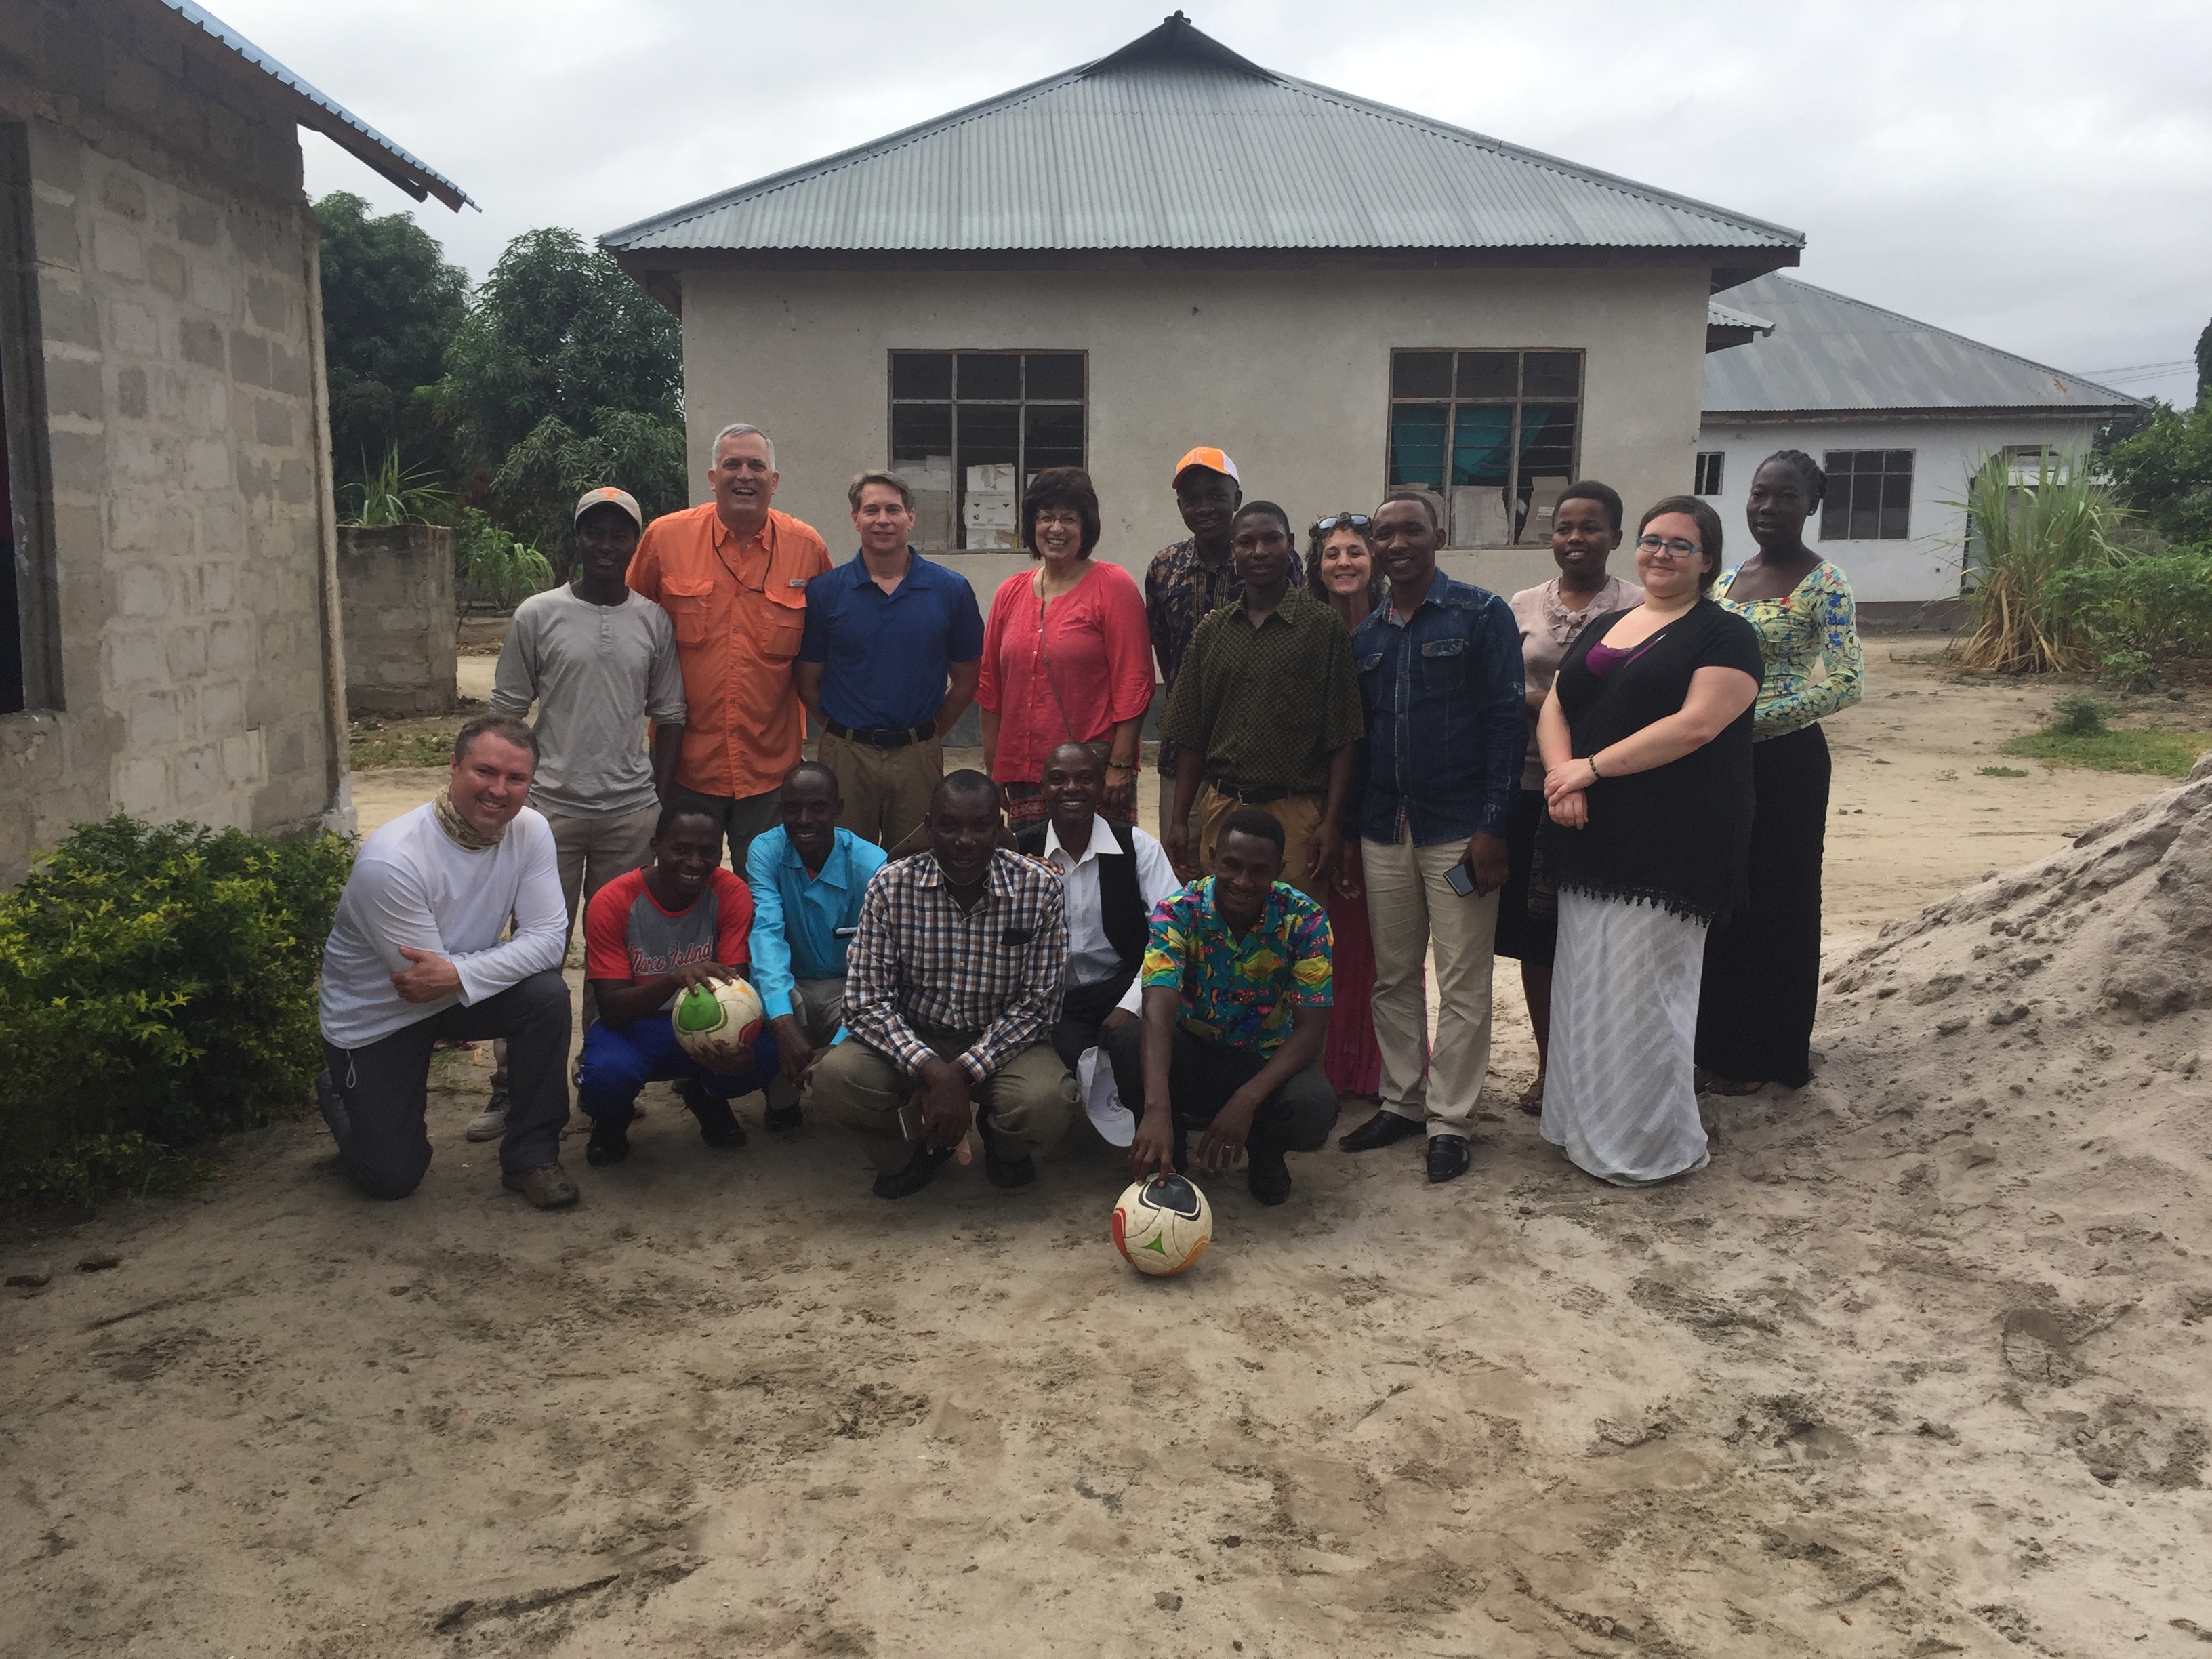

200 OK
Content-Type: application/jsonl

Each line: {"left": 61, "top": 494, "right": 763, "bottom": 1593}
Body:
{"left": 573, "top": 486, "right": 642, "bottom": 529}
{"left": 1170, "top": 446, "right": 1240, "bottom": 487}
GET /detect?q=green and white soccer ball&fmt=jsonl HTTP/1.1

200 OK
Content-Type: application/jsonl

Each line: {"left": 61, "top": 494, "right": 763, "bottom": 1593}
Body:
{"left": 670, "top": 977, "right": 764, "bottom": 1062}
{"left": 1112, "top": 1174, "right": 1213, "bottom": 1276}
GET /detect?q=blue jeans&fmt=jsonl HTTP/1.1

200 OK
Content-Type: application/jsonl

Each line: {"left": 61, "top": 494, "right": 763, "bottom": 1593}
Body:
{"left": 576, "top": 1015, "right": 778, "bottom": 1122}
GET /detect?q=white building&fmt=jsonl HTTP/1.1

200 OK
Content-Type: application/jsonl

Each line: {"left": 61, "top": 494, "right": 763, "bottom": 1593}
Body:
{"left": 1699, "top": 274, "right": 2139, "bottom": 621}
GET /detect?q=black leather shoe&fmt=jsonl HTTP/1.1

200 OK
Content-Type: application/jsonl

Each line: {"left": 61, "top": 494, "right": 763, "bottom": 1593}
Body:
{"left": 1246, "top": 1145, "right": 1293, "bottom": 1206}
{"left": 982, "top": 1127, "right": 1036, "bottom": 1189}
{"left": 678, "top": 1081, "right": 746, "bottom": 1147}
{"left": 1339, "top": 1110, "right": 1425, "bottom": 1153}
{"left": 763, "top": 1099, "right": 803, "bottom": 1132}
{"left": 585, "top": 1111, "right": 632, "bottom": 1167}
{"left": 872, "top": 1142, "right": 956, "bottom": 1200}
{"left": 1426, "top": 1134, "right": 1472, "bottom": 1184}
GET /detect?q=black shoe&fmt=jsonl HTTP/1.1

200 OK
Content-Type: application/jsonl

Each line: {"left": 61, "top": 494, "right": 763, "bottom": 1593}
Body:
{"left": 1339, "top": 1109, "right": 1425, "bottom": 1153}
{"left": 983, "top": 1134, "right": 1036, "bottom": 1190}
{"left": 678, "top": 1081, "right": 746, "bottom": 1148}
{"left": 872, "top": 1141, "right": 956, "bottom": 1200}
{"left": 1247, "top": 1145, "right": 1293, "bottom": 1206}
{"left": 763, "top": 1099, "right": 803, "bottom": 1132}
{"left": 586, "top": 1111, "right": 633, "bottom": 1167}
{"left": 1426, "top": 1134, "right": 1471, "bottom": 1184}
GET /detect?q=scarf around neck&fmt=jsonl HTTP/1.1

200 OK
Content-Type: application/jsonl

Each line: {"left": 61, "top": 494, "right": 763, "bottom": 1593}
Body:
{"left": 433, "top": 787, "right": 506, "bottom": 851}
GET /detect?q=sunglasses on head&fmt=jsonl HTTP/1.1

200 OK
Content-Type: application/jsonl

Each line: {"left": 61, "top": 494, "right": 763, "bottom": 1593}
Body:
{"left": 1315, "top": 514, "right": 1372, "bottom": 533}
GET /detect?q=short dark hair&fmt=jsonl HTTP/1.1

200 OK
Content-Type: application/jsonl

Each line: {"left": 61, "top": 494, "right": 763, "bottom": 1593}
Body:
{"left": 1637, "top": 495, "right": 1727, "bottom": 589}
{"left": 1042, "top": 741, "right": 1101, "bottom": 780}
{"left": 1021, "top": 467, "right": 1101, "bottom": 558}
{"left": 783, "top": 759, "right": 839, "bottom": 795}
{"left": 848, "top": 469, "right": 913, "bottom": 511}
{"left": 453, "top": 714, "right": 538, "bottom": 765}
{"left": 932, "top": 769, "right": 1000, "bottom": 811}
{"left": 1233, "top": 500, "right": 1294, "bottom": 540}
{"left": 1215, "top": 806, "right": 1286, "bottom": 860}
{"left": 1377, "top": 490, "right": 1439, "bottom": 529}
{"left": 1555, "top": 479, "right": 1624, "bottom": 533}
{"left": 654, "top": 800, "right": 722, "bottom": 840}
{"left": 1755, "top": 449, "right": 1827, "bottom": 509}
{"left": 1305, "top": 512, "right": 1383, "bottom": 608}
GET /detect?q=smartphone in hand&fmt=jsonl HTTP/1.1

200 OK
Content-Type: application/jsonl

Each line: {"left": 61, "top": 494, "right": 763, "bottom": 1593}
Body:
{"left": 1444, "top": 860, "right": 1477, "bottom": 898}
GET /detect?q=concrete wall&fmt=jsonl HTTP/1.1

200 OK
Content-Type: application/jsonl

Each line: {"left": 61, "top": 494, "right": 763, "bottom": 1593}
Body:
{"left": 338, "top": 524, "right": 453, "bottom": 717}
{"left": 678, "top": 264, "right": 1711, "bottom": 618}
{"left": 1694, "top": 413, "right": 2104, "bottom": 604}
{"left": 0, "top": 1, "right": 348, "bottom": 885}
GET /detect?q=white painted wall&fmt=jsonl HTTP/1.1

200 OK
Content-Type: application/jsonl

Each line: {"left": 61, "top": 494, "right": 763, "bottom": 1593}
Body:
{"left": 1693, "top": 415, "right": 2103, "bottom": 603}
{"left": 679, "top": 264, "right": 1712, "bottom": 616}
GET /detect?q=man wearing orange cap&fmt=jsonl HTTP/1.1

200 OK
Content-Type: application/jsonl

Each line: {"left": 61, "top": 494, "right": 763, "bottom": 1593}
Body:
{"left": 1144, "top": 447, "right": 1244, "bottom": 845}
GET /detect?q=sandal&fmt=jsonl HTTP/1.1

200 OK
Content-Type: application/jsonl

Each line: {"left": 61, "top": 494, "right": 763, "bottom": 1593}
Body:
{"left": 1517, "top": 1077, "right": 1545, "bottom": 1116}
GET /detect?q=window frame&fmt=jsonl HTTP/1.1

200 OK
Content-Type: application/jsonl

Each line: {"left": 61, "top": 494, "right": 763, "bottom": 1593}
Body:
{"left": 1819, "top": 448, "right": 1916, "bottom": 542}
{"left": 1694, "top": 451, "right": 1725, "bottom": 497}
{"left": 885, "top": 350, "right": 1088, "bottom": 552}
{"left": 0, "top": 122, "right": 60, "bottom": 715}
{"left": 1385, "top": 348, "right": 1584, "bottom": 549}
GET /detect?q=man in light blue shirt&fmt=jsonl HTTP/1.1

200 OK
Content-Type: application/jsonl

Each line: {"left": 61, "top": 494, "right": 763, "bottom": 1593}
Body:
{"left": 747, "top": 760, "right": 889, "bottom": 1128}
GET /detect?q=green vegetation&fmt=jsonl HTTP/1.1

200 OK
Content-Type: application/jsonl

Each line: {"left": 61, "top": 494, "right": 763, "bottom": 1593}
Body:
{"left": 1949, "top": 453, "right": 2134, "bottom": 674}
{"left": 1978, "top": 766, "right": 2028, "bottom": 778}
{"left": 339, "top": 441, "right": 452, "bottom": 528}
{"left": 1999, "top": 697, "right": 2209, "bottom": 777}
{"left": 0, "top": 818, "right": 352, "bottom": 1204}
{"left": 348, "top": 721, "right": 462, "bottom": 769}
{"left": 2043, "top": 544, "right": 2212, "bottom": 689}
{"left": 453, "top": 509, "right": 555, "bottom": 610}
{"left": 2101, "top": 399, "right": 2212, "bottom": 548}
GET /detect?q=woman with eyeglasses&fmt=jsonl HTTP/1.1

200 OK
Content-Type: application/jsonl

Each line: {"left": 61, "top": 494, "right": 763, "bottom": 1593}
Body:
{"left": 1304, "top": 511, "right": 1389, "bottom": 1095}
{"left": 1497, "top": 480, "right": 1641, "bottom": 1113}
{"left": 1695, "top": 451, "right": 1863, "bottom": 1095}
{"left": 1534, "top": 495, "right": 1763, "bottom": 1185}
{"left": 977, "top": 466, "right": 1154, "bottom": 833}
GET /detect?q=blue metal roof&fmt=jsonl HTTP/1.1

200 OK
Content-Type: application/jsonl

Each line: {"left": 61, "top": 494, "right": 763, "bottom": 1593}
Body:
{"left": 1704, "top": 274, "right": 2141, "bottom": 415}
{"left": 156, "top": 0, "right": 473, "bottom": 211}
{"left": 605, "top": 14, "right": 1801, "bottom": 261}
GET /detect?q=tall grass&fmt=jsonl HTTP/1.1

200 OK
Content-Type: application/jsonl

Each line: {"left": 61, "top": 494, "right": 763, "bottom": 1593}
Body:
{"left": 341, "top": 443, "right": 451, "bottom": 527}
{"left": 1948, "top": 452, "right": 2133, "bottom": 674}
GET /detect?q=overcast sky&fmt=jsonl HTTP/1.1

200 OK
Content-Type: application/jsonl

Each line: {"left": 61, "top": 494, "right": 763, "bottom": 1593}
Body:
{"left": 224, "top": 0, "right": 2211, "bottom": 407}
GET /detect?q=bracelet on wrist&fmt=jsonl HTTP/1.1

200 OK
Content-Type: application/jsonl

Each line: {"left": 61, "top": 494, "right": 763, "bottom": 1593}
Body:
{"left": 1586, "top": 752, "right": 1604, "bottom": 781}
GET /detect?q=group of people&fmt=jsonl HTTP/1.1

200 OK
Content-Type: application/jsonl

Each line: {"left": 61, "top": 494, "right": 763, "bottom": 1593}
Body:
{"left": 312, "top": 420, "right": 1861, "bottom": 1213}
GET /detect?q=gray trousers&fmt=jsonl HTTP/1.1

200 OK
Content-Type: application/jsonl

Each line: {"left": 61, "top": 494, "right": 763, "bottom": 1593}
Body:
{"left": 806, "top": 1021, "right": 1076, "bottom": 1174}
{"left": 765, "top": 977, "right": 845, "bottom": 1114}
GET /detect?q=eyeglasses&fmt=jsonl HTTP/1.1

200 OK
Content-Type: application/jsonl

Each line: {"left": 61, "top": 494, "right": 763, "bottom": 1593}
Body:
{"left": 1315, "top": 514, "right": 1371, "bottom": 533}
{"left": 1635, "top": 535, "right": 1704, "bottom": 560}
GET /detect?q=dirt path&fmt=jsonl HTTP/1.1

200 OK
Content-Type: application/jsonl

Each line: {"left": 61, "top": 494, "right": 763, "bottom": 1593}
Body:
{"left": 3, "top": 640, "right": 2204, "bottom": 1658}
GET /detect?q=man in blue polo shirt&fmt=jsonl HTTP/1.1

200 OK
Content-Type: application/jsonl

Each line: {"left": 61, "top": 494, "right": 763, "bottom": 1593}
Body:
{"left": 796, "top": 470, "right": 986, "bottom": 852}
{"left": 746, "top": 760, "right": 890, "bottom": 1128}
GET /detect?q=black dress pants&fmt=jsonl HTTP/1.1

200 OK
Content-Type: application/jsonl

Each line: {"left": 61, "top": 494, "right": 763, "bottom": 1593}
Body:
{"left": 1103, "top": 1019, "right": 1338, "bottom": 1158}
{"left": 320, "top": 970, "right": 572, "bottom": 1199}
{"left": 1052, "top": 971, "right": 1146, "bottom": 1111}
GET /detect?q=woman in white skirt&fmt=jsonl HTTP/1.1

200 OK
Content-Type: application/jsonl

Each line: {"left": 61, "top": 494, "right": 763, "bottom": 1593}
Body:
{"left": 1534, "top": 495, "right": 1763, "bottom": 1185}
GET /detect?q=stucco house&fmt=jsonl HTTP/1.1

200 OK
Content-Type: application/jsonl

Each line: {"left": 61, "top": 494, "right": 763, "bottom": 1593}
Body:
{"left": 1697, "top": 273, "right": 2139, "bottom": 620}
{"left": 602, "top": 12, "right": 1803, "bottom": 607}
{"left": 0, "top": 0, "right": 467, "bottom": 886}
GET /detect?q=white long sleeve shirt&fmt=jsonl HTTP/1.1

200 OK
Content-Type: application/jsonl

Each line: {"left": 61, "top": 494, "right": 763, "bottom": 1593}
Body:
{"left": 318, "top": 804, "right": 569, "bottom": 1048}
{"left": 1039, "top": 815, "right": 1182, "bottom": 1017}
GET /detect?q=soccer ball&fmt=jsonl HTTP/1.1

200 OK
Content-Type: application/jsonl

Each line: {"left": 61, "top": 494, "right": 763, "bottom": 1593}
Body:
{"left": 671, "top": 977, "right": 764, "bottom": 1064}
{"left": 1112, "top": 1175, "right": 1213, "bottom": 1276}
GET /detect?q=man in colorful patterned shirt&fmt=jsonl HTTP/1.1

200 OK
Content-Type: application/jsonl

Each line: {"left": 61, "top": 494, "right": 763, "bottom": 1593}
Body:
{"left": 1112, "top": 806, "right": 1336, "bottom": 1206}
{"left": 577, "top": 804, "right": 779, "bottom": 1168}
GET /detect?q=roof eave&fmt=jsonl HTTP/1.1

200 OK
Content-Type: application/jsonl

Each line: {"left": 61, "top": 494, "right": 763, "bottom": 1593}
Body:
{"left": 1701, "top": 403, "right": 2146, "bottom": 422}
{"left": 611, "top": 244, "right": 1803, "bottom": 276}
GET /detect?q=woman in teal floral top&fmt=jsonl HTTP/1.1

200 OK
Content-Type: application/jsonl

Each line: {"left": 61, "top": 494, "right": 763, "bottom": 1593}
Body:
{"left": 1695, "top": 451, "right": 1863, "bottom": 1092}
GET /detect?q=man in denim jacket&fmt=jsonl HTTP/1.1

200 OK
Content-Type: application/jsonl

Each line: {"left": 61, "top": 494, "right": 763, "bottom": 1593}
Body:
{"left": 1338, "top": 493, "right": 1526, "bottom": 1185}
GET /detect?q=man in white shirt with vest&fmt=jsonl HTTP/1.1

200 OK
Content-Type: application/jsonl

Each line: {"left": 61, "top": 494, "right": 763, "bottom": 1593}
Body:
{"left": 1017, "top": 743, "right": 1181, "bottom": 1110}
{"left": 315, "top": 715, "right": 579, "bottom": 1208}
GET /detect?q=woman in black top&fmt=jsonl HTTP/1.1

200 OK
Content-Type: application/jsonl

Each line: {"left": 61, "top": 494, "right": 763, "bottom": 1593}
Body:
{"left": 1534, "top": 495, "right": 1763, "bottom": 1185}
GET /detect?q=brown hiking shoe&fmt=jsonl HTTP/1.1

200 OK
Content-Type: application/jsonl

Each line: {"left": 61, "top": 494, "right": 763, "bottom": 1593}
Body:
{"left": 501, "top": 1162, "right": 579, "bottom": 1208}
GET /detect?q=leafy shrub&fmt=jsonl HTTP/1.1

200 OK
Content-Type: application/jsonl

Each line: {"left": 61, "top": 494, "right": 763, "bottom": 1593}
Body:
{"left": 454, "top": 507, "right": 554, "bottom": 610}
{"left": 1949, "top": 452, "right": 2132, "bottom": 674}
{"left": 2050, "top": 694, "right": 2108, "bottom": 736}
{"left": 0, "top": 817, "right": 353, "bottom": 1203}
{"left": 340, "top": 441, "right": 452, "bottom": 528}
{"left": 2043, "top": 545, "right": 2212, "bottom": 687}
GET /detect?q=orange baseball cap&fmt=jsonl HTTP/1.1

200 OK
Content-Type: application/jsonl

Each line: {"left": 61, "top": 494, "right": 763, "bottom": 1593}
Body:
{"left": 1171, "top": 447, "right": 1240, "bottom": 487}
{"left": 573, "top": 486, "right": 642, "bottom": 529}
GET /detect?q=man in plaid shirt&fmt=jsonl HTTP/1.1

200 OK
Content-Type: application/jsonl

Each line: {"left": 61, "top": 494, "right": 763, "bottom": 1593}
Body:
{"left": 808, "top": 770, "right": 1078, "bottom": 1197}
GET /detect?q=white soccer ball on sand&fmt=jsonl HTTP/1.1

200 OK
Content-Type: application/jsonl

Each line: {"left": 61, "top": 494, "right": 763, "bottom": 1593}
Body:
{"left": 1112, "top": 1174, "right": 1214, "bottom": 1276}
{"left": 670, "top": 977, "right": 764, "bottom": 1068}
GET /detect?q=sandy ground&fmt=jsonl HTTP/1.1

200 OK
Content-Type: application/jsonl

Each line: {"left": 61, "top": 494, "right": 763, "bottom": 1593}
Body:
{"left": 5, "top": 639, "right": 2207, "bottom": 1658}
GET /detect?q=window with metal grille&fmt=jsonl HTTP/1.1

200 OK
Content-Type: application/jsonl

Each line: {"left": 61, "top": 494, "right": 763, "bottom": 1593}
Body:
{"left": 888, "top": 352, "right": 1086, "bottom": 552}
{"left": 1820, "top": 449, "right": 1914, "bottom": 541}
{"left": 1386, "top": 350, "right": 1582, "bottom": 548}
{"left": 1694, "top": 452, "right": 1725, "bottom": 497}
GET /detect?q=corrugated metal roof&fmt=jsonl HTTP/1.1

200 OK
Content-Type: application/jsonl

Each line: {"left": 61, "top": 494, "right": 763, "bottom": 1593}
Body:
{"left": 603, "top": 15, "right": 1801, "bottom": 257}
{"left": 154, "top": 0, "right": 474, "bottom": 211}
{"left": 1707, "top": 299, "right": 1773, "bottom": 335}
{"left": 1704, "top": 273, "right": 2139, "bottom": 415}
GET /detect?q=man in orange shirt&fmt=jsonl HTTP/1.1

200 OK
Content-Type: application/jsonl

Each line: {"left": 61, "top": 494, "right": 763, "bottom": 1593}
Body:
{"left": 628, "top": 422, "right": 833, "bottom": 873}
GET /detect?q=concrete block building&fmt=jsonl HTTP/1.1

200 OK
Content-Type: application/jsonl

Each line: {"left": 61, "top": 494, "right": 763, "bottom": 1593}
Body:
{"left": 0, "top": 0, "right": 466, "bottom": 886}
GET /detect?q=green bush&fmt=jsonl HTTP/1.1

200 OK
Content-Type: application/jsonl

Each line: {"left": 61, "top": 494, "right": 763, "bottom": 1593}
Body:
{"left": 0, "top": 817, "right": 353, "bottom": 1203}
{"left": 2043, "top": 544, "right": 2212, "bottom": 686}
{"left": 2049, "top": 694, "right": 2108, "bottom": 736}
{"left": 454, "top": 506, "right": 554, "bottom": 610}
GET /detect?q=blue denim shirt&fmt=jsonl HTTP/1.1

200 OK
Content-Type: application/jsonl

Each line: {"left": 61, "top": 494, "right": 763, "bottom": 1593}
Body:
{"left": 1354, "top": 573, "right": 1527, "bottom": 846}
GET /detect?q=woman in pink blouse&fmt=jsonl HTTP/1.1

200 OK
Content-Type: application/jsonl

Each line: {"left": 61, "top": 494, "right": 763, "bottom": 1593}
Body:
{"left": 977, "top": 467, "right": 1155, "bottom": 832}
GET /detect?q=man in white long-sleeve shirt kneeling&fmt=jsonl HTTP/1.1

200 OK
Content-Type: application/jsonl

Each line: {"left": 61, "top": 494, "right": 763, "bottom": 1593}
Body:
{"left": 315, "top": 715, "right": 579, "bottom": 1207}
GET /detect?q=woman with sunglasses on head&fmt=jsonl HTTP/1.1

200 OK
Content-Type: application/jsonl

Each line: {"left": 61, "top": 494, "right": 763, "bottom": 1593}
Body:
{"left": 1534, "top": 496, "right": 1762, "bottom": 1186}
{"left": 1304, "top": 511, "right": 1389, "bottom": 1096}
{"left": 977, "top": 466, "right": 1154, "bottom": 834}
{"left": 1497, "top": 481, "right": 1641, "bottom": 1114}
{"left": 1695, "top": 451, "right": 1862, "bottom": 1096}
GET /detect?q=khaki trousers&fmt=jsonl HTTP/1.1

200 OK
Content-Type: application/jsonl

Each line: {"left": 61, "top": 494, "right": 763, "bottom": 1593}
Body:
{"left": 765, "top": 977, "right": 846, "bottom": 1115}
{"left": 806, "top": 1023, "right": 1076, "bottom": 1174}
{"left": 820, "top": 729, "right": 944, "bottom": 853}
{"left": 1198, "top": 784, "right": 1328, "bottom": 904}
{"left": 1362, "top": 836, "right": 1499, "bottom": 1138}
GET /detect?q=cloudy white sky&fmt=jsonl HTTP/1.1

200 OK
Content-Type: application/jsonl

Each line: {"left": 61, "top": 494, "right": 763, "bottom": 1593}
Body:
{"left": 224, "top": 0, "right": 2211, "bottom": 406}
